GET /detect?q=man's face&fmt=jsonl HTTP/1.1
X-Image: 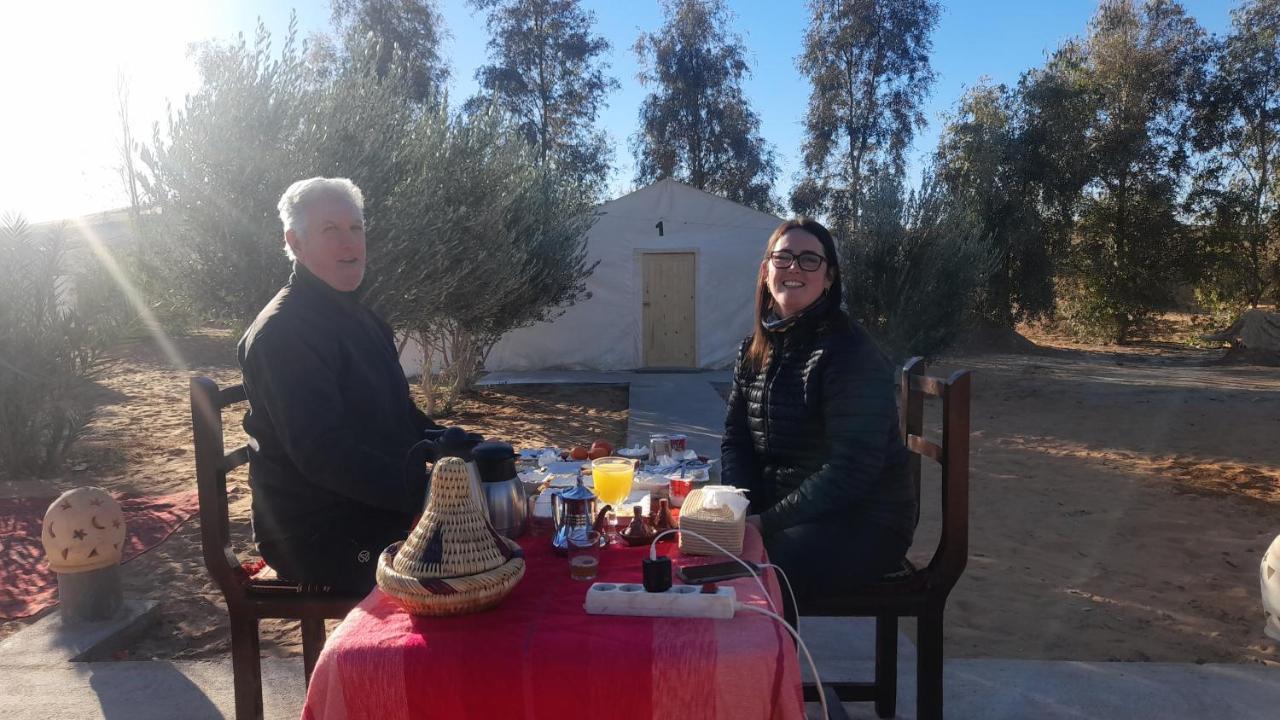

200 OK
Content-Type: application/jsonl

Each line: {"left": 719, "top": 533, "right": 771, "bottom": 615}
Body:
{"left": 287, "top": 194, "right": 367, "bottom": 292}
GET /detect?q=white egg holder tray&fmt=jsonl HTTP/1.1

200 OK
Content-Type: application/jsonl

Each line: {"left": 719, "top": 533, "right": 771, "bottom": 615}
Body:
{"left": 583, "top": 583, "right": 737, "bottom": 619}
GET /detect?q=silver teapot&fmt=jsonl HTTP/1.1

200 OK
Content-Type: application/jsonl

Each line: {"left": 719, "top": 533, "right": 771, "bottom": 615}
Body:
{"left": 551, "top": 475, "right": 609, "bottom": 554}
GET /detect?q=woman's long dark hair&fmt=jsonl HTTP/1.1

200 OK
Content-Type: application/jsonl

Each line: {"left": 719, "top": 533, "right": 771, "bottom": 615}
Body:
{"left": 743, "top": 218, "right": 843, "bottom": 372}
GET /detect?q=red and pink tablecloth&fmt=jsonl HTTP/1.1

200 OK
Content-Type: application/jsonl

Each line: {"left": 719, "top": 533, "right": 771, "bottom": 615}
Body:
{"left": 302, "top": 525, "right": 804, "bottom": 720}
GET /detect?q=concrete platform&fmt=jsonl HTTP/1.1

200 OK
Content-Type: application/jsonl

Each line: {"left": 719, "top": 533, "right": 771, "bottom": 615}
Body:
{"left": 478, "top": 370, "right": 733, "bottom": 386}
{"left": 800, "top": 616, "right": 918, "bottom": 680}
{"left": 0, "top": 599, "right": 157, "bottom": 664}
{"left": 626, "top": 372, "right": 730, "bottom": 460}
{"left": 477, "top": 370, "right": 638, "bottom": 386}
{"left": 1, "top": 642, "right": 1277, "bottom": 719}
{"left": 0, "top": 657, "right": 304, "bottom": 720}
{"left": 479, "top": 369, "right": 732, "bottom": 461}
{"left": 796, "top": 618, "right": 1280, "bottom": 718}
{"left": 809, "top": 659, "right": 1280, "bottom": 720}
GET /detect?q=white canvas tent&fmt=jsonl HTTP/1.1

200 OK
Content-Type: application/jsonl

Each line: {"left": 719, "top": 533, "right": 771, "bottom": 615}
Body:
{"left": 480, "top": 179, "right": 783, "bottom": 372}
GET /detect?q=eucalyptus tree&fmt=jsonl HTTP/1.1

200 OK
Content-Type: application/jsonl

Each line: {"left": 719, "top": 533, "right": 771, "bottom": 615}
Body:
{"left": 792, "top": 0, "right": 940, "bottom": 234}
{"left": 1070, "top": 0, "right": 1208, "bottom": 341}
{"left": 1190, "top": 0, "right": 1280, "bottom": 309}
{"left": 467, "top": 0, "right": 618, "bottom": 192}
{"left": 331, "top": 0, "right": 449, "bottom": 103}
{"left": 632, "top": 0, "right": 778, "bottom": 212}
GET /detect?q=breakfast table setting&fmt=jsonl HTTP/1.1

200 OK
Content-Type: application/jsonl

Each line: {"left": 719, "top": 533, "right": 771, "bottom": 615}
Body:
{"left": 299, "top": 434, "right": 805, "bottom": 720}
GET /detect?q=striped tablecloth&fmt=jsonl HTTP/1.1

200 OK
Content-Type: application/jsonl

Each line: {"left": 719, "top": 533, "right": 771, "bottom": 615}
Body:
{"left": 302, "top": 525, "right": 804, "bottom": 720}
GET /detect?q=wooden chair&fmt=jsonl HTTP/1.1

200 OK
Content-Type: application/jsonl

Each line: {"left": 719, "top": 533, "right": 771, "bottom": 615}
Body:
{"left": 190, "top": 376, "right": 364, "bottom": 720}
{"left": 801, "top": 357, "right": 971, "bottom": 720}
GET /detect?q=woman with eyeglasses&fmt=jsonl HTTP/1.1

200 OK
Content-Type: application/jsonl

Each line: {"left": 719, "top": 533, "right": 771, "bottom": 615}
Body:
{"left": 720, "top": 218, "right": 916, "bottom": 623}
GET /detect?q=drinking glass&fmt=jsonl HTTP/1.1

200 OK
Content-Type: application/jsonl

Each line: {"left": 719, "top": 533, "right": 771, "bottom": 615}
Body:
{"left": 591, "top": 456, "right": 634, "bottom": 543}
{"left": 567, "top": 531, "right": 601, "bottom": 581}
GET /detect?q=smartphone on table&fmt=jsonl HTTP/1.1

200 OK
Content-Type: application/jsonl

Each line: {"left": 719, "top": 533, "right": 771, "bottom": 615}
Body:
{"left": 676, "top": 559, "right": 760, "bottom": 584}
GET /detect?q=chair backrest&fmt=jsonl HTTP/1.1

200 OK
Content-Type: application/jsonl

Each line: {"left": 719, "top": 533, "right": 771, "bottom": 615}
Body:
{"left": 899, "top": 357, "right": 971, "bottom": 593}
{"left": 191, "top": 376, "right": 253, "bottom": 601}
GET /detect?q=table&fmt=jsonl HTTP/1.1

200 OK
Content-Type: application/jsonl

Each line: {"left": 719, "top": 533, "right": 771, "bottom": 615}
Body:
{"left": 301, "top": 525, "right": 804, "bottom": 720}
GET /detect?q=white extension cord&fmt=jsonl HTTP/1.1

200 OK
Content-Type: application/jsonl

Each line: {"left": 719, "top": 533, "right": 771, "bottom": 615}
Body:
{"left": 647, "top": 529, "right": 830, "bottom": 720}
{"left": 648, "top": 529, "right": 776, "bottom": 613}
{"left": 735, "top": 603, "right": 829, "bottom": 720}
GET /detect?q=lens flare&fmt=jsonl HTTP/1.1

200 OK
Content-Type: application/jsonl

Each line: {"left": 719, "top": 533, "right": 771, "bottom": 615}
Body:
{"left": 73, "top": 216, "right": 188, "bottom": 373}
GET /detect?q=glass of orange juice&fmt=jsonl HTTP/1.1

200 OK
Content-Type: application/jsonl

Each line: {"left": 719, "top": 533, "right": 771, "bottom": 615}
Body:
{"left": 591, "top": 456, "right": 634, "bottom": 543}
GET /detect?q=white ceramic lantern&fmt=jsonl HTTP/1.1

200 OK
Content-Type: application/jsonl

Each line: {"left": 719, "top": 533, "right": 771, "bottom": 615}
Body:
{"left": 1262, "top": 532, "right": 1280, "bottom": 641}
{"left": 41, "top": 487, "right": 127, "bottom": 573}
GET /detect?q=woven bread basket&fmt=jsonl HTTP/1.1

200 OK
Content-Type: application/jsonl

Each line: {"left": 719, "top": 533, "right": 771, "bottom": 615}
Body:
{"left": 377, "top": 456, "right": 525, "bottom": 616}
{"left": 678, "top": 487, "right": 746, "bottom": 556}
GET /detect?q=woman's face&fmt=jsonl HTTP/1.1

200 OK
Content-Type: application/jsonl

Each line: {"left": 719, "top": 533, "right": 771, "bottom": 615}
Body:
{"left": 765, "top": 228, "right": 832, "bottom": 318}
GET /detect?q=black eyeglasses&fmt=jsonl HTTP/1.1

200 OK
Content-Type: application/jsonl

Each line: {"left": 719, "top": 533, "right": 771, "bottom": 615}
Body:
{"left": 768, "top": 250, "right": 826, "bottom": 272}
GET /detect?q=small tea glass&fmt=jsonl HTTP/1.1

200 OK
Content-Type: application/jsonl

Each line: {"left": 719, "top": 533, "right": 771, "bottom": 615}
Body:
{"left": 567, "top": 530, "right": 602, "bottom": 581}
{"left": 526, "top": 494, "right": 555, "bottom": 538}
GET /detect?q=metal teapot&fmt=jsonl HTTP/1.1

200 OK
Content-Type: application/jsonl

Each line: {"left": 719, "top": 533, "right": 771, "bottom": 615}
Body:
{"left": 551, "top": 475, "right": 609, "bottom": 554}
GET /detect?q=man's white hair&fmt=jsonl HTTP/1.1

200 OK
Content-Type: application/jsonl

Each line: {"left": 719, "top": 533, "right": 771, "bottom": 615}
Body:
{"left": 276, "top": 177, "right": 365, "bottom": 261}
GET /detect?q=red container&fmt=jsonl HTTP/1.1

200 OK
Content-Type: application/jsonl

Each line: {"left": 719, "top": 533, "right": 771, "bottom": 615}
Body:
{"left": 669, "top": 434, "right": 687, "bottom": 454}
{"left": 670, "top": 477, "right": 693, "bottom": 507}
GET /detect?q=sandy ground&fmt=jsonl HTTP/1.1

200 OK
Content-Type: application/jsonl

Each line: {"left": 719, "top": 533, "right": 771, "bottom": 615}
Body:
{"left": 928, "top": 322, "right": 1280, "bottom": 665}
{"left": 931, "top": 348, "right": 1280, "bottom": 661}
{"left": 1, "top": 317, "right": 1277, "bottom": 667}
{"left": 712, "top": 318, "right": 1280, "bottom": 665}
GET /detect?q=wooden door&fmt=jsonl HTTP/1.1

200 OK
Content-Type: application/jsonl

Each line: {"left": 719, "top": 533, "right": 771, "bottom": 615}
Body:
{"left": 642, "top": 252, "right": 696, "bottom": 367}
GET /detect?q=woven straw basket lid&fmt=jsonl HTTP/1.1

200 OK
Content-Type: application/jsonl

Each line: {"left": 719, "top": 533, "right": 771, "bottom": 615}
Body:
{"left": 377, "top": 456, "right": 525, "bottom": 616}
{"left": 679, "top": 486, "right": 747, "bottom": 555}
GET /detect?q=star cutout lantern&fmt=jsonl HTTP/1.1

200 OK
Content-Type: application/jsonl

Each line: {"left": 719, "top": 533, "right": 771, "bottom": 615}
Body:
{"left": 41, "top": 486, "right": 127, "bottom": 573}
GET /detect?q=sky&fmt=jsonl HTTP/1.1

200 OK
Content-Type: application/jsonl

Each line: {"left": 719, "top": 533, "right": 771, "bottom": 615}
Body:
{"left": 0, "top": 0, "right": 1236, "bottom": 223}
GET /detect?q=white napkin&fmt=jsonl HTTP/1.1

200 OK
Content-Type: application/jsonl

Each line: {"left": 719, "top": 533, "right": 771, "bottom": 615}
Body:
{"left": 698, "top": 485, "right": 750, "bottom": 520}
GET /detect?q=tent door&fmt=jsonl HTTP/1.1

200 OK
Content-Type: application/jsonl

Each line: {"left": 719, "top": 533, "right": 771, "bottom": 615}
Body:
{"left": 641, "top": 252, "right": 697, "bottom": 368}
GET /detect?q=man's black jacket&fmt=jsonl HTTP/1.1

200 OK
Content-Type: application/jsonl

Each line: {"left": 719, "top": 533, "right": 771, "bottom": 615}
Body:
{"left": 720, "top": 298, "right": 916, "bottom": 541}
{"left": 237, "top": 264, "right": 440, "bottom": 545}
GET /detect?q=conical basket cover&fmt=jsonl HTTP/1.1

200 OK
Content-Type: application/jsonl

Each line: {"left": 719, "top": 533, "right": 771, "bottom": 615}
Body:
{"left": 377, "top": 456, "right": 525, "bottom": 616}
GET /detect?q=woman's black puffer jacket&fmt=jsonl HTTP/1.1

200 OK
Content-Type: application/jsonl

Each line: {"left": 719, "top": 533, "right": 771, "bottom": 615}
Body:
{"left": 720, "top": 301, "right": 916, "bottom": 541}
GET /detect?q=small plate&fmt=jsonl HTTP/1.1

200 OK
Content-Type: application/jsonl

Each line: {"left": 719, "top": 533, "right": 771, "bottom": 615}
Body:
{"left": 542, "top": 461, "right": 586, "bottom": 475}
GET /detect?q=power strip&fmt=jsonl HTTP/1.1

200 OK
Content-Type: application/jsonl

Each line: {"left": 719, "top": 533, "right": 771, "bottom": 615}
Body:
{"left": 583, "top": 583, "right": 737, "bottom": 619}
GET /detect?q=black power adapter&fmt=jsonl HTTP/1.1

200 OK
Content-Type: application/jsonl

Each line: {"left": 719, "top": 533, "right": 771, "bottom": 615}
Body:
{"left": 642, "top": 556, "right": 672, "bottom": 592}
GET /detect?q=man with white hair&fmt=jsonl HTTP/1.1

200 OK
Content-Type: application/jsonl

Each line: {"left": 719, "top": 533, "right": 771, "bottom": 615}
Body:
{"left": 237, "top": 177, "right": 474, "bottom": 593}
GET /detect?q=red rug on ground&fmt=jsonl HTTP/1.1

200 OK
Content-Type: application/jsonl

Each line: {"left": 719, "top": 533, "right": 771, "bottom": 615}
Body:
{"left": 0, "top": 489, "right": 200, "bottom": 620}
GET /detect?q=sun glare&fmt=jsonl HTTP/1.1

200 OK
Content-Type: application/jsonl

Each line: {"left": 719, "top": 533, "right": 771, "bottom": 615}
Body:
{"left": 73, "top": 216, "right": 190, "bottom": 373}
{"left": 1, "top": 1, "right": 215, "bottom": 223}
